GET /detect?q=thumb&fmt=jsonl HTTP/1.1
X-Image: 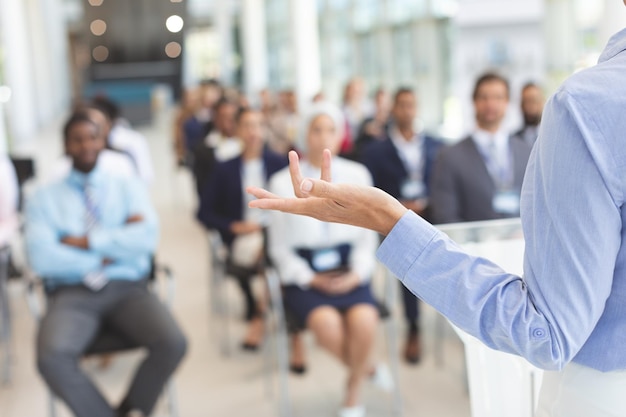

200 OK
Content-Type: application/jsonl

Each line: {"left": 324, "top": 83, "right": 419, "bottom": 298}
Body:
{"left": 300, "top": 178, "right": 335, "bottom": 197}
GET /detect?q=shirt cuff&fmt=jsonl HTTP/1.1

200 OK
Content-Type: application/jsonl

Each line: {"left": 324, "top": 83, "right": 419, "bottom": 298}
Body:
{"left": 376, "top": 210, "right": 439, "bottom": 283}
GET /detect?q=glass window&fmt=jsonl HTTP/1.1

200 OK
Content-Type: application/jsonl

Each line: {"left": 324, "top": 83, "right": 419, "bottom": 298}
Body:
{"left": 430, "top": 0, "right": 459, "bottom": 18}
{"left": 353, "top": 0, "right": 380, "bottom": 32}
{"left": 388, "top": 0, "right": 425, "bottom": 24}
{"left": 392, "top": 25, "right": 414, "bottom": 83}
{"left": 328, "top": 0, "right": 350, "bottom": 11}
{"left": 356, "top": 33, "right": 377, "bottom": 78}
{"left": 265, "top": 0, "right": 294, "bottom": 89}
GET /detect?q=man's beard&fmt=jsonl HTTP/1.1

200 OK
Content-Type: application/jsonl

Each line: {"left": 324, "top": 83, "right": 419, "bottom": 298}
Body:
{"left": 524, "top": 113, "right": 541, "bottom": 126}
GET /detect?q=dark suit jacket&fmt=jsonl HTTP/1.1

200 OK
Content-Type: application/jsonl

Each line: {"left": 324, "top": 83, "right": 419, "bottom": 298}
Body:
{"left": 429, "top": 136, "right": 532, "bottom": 224}
{"left": 191, "top": 141, "right": 218, "bottom": 198}
{"left": 183, "top": 116, "right": 212, "bottom": 154}
{"left": 361, "top": 134, "right": 444, "bottom": 219}
{"left": 197, "top": 149, "right": 288, "bottom": 246}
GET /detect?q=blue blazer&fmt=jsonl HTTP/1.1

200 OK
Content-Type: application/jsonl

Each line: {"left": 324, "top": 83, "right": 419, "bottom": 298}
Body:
{"left": 197, "top": 149, "right": 288, "bottom": 246}
{"left": 361, "top": 134, "right": 444, "bottom": 200}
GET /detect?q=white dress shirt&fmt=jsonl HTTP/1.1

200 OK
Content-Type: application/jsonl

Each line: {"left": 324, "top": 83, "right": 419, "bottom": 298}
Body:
{"left": 242, "top": 158, "right": 268, "bottom": 226}
{"left": 109, "top": 124, "right": 155, "bottom": 184}
{"left": 0, "top": 155, "right": 19, "bottom": 247}
{"left": 472, "top": 128, "right": 513, "bottom": 189}
{"left": 268, "top": 157, "right": 378, "bottom": 287}
{"left": 205, "top": 131, "right": 242, "bottom": 162}
{"left": 389, "top": 126, "right": 423, "bottom": 176}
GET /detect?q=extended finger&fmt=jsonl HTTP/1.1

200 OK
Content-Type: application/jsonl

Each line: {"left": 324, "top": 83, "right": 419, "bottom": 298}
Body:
{"left": 248, "top": 195, "right": 326, "bottom": 217}
{"left": 321, "top": 149, "right": 332, "bottom": 182}
{"left": 246, "top": 186, "right": 280, "bottom": 200}
{"left": 288, "top": 151, "right": 305, "bottom": 198}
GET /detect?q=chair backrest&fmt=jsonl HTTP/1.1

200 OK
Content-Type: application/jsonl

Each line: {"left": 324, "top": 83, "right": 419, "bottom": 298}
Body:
{"left": 9, "top": 157, "right": 36, "bottom": 211}
{"left": 0, "top": 246, "right": 10, "bottom": 281}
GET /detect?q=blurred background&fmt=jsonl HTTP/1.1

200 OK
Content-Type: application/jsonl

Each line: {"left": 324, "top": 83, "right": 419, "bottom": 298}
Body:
{"left": 1, "top": 0, "right": 625, "bottom": 151}
{"left": 0, "top": 1, "right": 625, "bottom": 417}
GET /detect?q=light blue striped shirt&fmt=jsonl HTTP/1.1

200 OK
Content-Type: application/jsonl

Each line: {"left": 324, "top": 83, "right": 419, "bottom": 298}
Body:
{"left": 378, "top": 28, "right": 626, "bottom": 372}
{"left": 25, "top": 164, "right": 158, "bottom": 286}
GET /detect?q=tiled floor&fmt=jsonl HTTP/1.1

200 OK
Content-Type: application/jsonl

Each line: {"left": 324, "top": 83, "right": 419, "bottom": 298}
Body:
{"left": 0, "top": 109, "right": 471, "bottom": 417}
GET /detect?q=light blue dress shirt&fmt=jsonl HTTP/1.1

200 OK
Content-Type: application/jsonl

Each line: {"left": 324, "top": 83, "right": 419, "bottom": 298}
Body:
{"left": 378, "top": 28, "right": 626, "bottom": 372}
{"left": 25, "top": 165, "right": 158, "bottom": 286}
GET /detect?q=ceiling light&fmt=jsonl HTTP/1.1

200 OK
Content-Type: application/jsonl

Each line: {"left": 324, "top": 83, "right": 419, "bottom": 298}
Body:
{"left": 92, "top": 46, "right": 109, "bottom": 62}
{"left": 165, "top": 42, "right": 182, "bottom": 58}
{"left": 90, "top": 19, "right": 107, "bottom": 36}
{"left": 166, "top": 15, "right": 184, "bottom": 33}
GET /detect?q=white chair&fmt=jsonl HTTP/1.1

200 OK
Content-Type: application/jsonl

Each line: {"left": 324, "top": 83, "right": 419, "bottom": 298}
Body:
{"left": 264, "top": 264, "right": 403, "bottom": 417}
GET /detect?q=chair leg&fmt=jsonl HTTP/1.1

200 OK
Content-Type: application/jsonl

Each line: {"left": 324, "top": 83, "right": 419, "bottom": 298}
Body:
{"left": 48, "top": 390, "right": 58, "bottom": 417}
{"left": 385, "top": 318, "right": 403, "bottom": 416}
{"left": 262, "top": 279, "right": 275, "bottom": 400}
{"left": 382, "top": 268, "right": 403, "bottom": 416}
{"left": 265, "top": 269, "right": 292, "bottom": 417}
{"left": 275, "top": 320, "right": 292, "bottom": 417}
{"left": 434, "top": 313, "right": 447, "bottom": 368}
{"left": 166, "top": 380, "right": 180, "bottom": 417}
{"left": 0, "top": 251, "right": 12, "bottom": 386}
{"left": 219, "top": 276, "right": 232, "bottom": 357}
{"left": 209, "top": 255, "right": 232, "bottom": 357}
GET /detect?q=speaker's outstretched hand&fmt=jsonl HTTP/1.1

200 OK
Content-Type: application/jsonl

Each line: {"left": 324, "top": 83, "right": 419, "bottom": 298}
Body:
{"left": 247, "top": 149, "right": 408, "bottom": 236}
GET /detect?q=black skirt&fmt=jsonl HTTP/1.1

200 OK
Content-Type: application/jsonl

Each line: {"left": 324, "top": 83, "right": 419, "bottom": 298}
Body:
{"left": 283, "top": 283, "right": 376, "bottom": 326}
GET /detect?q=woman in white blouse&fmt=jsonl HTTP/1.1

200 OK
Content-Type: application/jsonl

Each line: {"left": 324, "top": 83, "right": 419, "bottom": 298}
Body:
{"left": 268, "top": 102, "right": 387, "bottom": 417}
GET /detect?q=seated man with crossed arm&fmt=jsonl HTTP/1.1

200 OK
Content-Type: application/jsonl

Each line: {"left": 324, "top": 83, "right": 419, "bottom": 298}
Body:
{"left": 25, "top": 112, "right": 187, "bottom": 417}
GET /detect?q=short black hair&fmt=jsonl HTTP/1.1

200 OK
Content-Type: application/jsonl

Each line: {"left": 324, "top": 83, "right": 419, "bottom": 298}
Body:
{"left": 200, "top": 78, "right": 221, "bottom": 88}
{"left": 213, "top": 97, "right": 236, "bottom": 114}
{"left": 393, "top": 87, "right": 415, "bottom": 104}
{"left": 91, "top": 95, "right": 121, "bottom": 120}
{"left": 63, "top": 112, "right": 98, "bottom": 142}
{"left": 521, "top": 81, "right": 541, "bottom": 93}
{"left": 472, "top": 72, "right": 510, "bottom": 100}
{"left": 235, "top": 106, "right": 260, "bottom": 124}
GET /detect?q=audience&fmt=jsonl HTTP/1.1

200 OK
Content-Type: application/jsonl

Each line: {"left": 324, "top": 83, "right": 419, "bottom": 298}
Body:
{"left": 430, "top": 73, "right": 532, "bottom": 223}
{"left": 191, "top": 98, "right": 240, "bottom": 198}
{"left": 341, "top": 77, "right": 374, "bottom": 155}
{"left": 183, "top": 79, "right": 223, "bottom": 157}
{"left": 50, "top": 107, "right": 137, "bottom": 182}
{"left": 362, "top": 87, "right": 444, "bottom": 365}
{"left": 197, "top": 107, "right": 288, "bottom": 350}
{"left": 4, "top": 68, "right": 546, "bottom": 415}
{"left": 25, "top": 112, "right": 187, "bottom": 417}
{"left": 173, "top": 87, "right": 200, "bottom": 166}
{"left": 352, "top": 87, "right": 391, "bottom": 160}
{"left": 266, "top": 90, "right": 299, "bottom": 155}
{"left": 92, "top": 96, "right": 155, "bottom": 184}
{"left": 513, "top": 82, "right": 545, "bottom": 145}
{"left": 268, "top": 102, "right": 391, "bottom": 417}
{"left": 0, "top": 154, "right": 19, "bottom": 249}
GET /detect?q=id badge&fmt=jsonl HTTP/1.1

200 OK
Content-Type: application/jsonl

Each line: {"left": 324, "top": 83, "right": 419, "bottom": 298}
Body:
{"left": 493, "top": 191, "right": 520, "bottom": 215}
{"left": 312, "top": 249, "right": 341, "bottom": 272}
{"left": 400, "top": 179, "right": 425, "bottom": 201}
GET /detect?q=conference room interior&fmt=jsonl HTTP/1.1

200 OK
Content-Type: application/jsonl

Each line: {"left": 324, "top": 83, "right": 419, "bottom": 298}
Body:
{"left": 0, "top": 1, "right": 623, "bottom": 416}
